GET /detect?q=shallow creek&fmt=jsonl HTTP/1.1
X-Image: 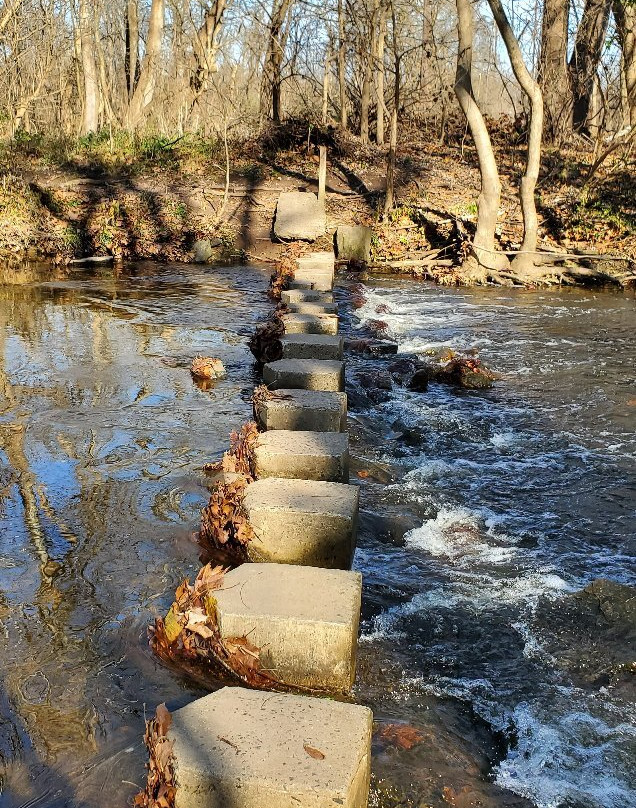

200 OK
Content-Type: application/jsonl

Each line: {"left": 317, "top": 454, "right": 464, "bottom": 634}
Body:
{"left": 0, "top": 263, "right": 634, "bottom": 808}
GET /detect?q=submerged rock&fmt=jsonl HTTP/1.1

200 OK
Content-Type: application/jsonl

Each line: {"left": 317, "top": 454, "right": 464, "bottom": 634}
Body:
{"left": 408, "top": 368, "right": 431, "bottom": 392}
{"left": 532, "top": 579, "right": 636, "bottom": 697}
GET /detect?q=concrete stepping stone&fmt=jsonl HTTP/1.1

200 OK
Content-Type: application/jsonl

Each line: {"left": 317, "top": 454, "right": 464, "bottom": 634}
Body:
{"left": 263, "top": 359, "right": 345, "bottom": 392}
{"left": 287, "top": 300, "right": 338, "bottom": 314}
{"left": 281, "top": 288, "right": 333, "bottom": 304}
{"left": 281, "top": 334, "right": 344, "bottom": 361}
{"left": 255, "top": 388, "right": 347, "bottom": 432}
{"left": 169, "top": 686, "right": 372, "bottom": 808}
{"left": 243, "top": 477, "right": 359, "bottom": 568}
{"left": 274, "top": 191, "right": 326, "bottom": 241}
{"left": 253, "top": 430, "right": 349, "bottom": 482}
{"left": 282, "top": 312, "right": 339, "bottom": 336}
{"left": 290, "top": 252, "right": 335, "bottom": 292}
{"left": 213, "top": 564, "right": 361, "bottom": 691}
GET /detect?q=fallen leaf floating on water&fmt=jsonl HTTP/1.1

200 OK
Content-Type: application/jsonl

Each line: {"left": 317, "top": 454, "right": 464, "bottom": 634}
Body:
{"left": 378, "top": 723, "right": 424, "bottom": 750}
{"left": 190, "top": 356, "right": 226, "bottom": 381}
{"left": 304, "top": 744, "right": 325, "bottom": 760}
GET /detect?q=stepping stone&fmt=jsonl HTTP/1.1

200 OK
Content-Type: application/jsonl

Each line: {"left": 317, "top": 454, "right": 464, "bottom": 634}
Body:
{"left": 213, "top": 564, "right": 362, "bottom": 691}
{"left": 286, "top": 300, "right": 338, "bottom": 315}
{"left": 169, "top": 686, "right": 372, "bottom": 808}
{"left": 291, "top": 252, "right": 335, "bottom": 292}
{"left": 336, "top": 225, "right": 373, "bottom": 262}
{"left": 243, "top": 478, "right": 359, "bottom": 568}
{"left": 281, "top": 334, "right": 344, "bottom": 360}
{"left": 281, "top": 289, "right": 333, "bottom": 304}
{"left": 263, "top": 359, "right": 345, "bottom": 392}
{"left": 282, "top": 312, "right": 338, "bottom": 335}
{"left": 274, "top": 191, "right": 326, "bottom": 241}
{"left": 254, "top": 430, "right": 349, "bottom": 482}
{"left": 255, "top": 388, "right": 347, "bottom": 432}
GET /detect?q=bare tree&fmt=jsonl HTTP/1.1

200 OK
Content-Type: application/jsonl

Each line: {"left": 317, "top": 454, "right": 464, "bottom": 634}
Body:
{"left": 569, "top": 0, "right": 612, "bottom": 134}
{"left": 539, "top": 0, "right": 570, "bottom": 141}
{"left": 613, "top": 0, "right": 636, "bottom": 126}
{"left": 454, "top": 0, "right": 510, "bottom": 279}
{"left": 125, "top": 0, "right": 166, "bottom": 130}
{"left": 261, "top": 0, "right": 294, "bottom": 122}
{"left": 78, "top": 0, "right": 99, "bottom": 134}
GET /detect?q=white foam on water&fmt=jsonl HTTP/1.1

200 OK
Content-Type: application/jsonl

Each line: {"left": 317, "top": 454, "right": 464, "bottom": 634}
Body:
{"left": 495, "top": 698, "right": 636, "bottom": 808}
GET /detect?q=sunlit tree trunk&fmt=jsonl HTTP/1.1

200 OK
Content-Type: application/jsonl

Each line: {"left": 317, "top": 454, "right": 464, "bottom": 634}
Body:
{"left": 487, "top": 0, "right": 544, "bottom": 277}
{"left": 613, "top": 0, "right": 636, "bottom": 126}
{"left": 454, "top": 0, "right": 510, "bottom": 278}
{"left": 125, "top": 0, "right": 165, "bottom": 131}
{"left": 79, "top": 0, "right": 99, "bottom": 134}
{"left": 261, "top": 0, "right": 294, "bottom": 122}
{"left": 338, "top": 0, "right": 347, "bottom": 129}
{"left": 125, "top": 0, "right": 139, "bottom": 101}
{"left": 375, "top": 0, "right": 387, "bottom": 145}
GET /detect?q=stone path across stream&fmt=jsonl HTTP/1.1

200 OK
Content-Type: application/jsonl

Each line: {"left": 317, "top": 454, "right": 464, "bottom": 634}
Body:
{"left": 162, "top": 241, "right": 373, "bottom": 807}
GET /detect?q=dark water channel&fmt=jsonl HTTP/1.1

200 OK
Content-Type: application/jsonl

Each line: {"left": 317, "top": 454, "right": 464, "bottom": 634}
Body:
{"left": 0, "top": 263, "right": 634, "bottom": 808}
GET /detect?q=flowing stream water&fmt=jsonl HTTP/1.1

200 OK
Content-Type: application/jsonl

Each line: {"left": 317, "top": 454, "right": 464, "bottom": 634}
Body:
{"left": 0, "top": 263, "right": 634, "bottom": 808}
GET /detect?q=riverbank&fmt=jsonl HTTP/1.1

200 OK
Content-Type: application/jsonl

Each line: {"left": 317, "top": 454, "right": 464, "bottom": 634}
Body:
{"left": 0, "top": 123, "right": 634, "bottom": 287}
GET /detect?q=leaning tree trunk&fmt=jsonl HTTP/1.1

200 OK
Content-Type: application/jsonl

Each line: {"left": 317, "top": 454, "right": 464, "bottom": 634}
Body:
{"left": 613, "top": 0, "right": 636, "bottom": 126}
{"left": 487, "top": 0, "right": 544, "bottom": 279}
{"left": 454, "top": 0, "right": 510, "bottom": 279}
{"left": 568, "top": 0, "right": 611, "bottom": 135}
{"left": 79, "top": 0, "right": 99, "bottom": 134}
{"left": 539, "top": 0, "right": 571, "bottom": 142}
{"left": 125, "top": 0, "right": 165, "bottom": 130}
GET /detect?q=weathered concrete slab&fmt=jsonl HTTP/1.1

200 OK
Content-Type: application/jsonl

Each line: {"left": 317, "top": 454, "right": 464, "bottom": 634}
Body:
{"left": 243, "top": 477, "right": 359, "bottom": 568}
{"left": 255, "top": 388, "right": 347, "bottom": 432}
{"left": 263, "top": 359, "right": 345, "bottom": 392}
{"left": 274, "top": 192, "right": 326, "bottom": 241}
{"left": 281, "top": 289, "right": 334, "bottom": 304}
{"left": 291, "top": 252, "right": 335, "bottom": 291}
{"left": 213, "top": 564, "right": 361, "bottom": 691}
{"left": 282, "top": 312, "right": 339, "bottom": 336}
{"left": 281, "top": 334, "right": 344, "bottom": 361}
{"left": 254, "top": 430, "right": 349, "bottom": 482}
{"left": 287, "top": 300, "right": 338, "bottom": 315}
{"left": 170, "top": 686, "right": 372, "bottom": 808}
{"left": 336, "top": 225, "right": 373, "bottom": 262}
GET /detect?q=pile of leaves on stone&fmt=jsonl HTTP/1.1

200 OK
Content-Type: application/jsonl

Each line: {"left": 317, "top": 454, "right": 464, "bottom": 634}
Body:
{"left": 199, "top": 421, "right": 259, "bottom": 560}
{"left": 248, "top": 315, "right": 285, "bottom": 364}
{"left": 150, "top": 563, "right": 278, "bottom": 689}
{"left": 190, "top": 355, "right": 225, "bottom": 381}
{"left": 269, "top": 243, "right": 305, "bottom": 300}
{"left": 134, "top": 703, "right": 176, "bottom": 808}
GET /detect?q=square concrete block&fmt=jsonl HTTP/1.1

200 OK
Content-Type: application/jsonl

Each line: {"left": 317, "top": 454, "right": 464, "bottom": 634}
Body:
{"left": 170, "top": 687, "right": 372, "bottom": 808}
{"left": 289, "top": 275, "right": 333, "bottom": 292}
{"left": 282, "top": 313, "right": 339, "bottom": 336}
{"left": 263, "top": 359, "right": 345, "bottom": 392}
{"left": 254, "top": 430, "right": 349, "bottom": 482}
{"left": 274, "top": 192, "right": 326, "bottom": 241}
{"left": 243, "top": 477, "right": 359, "bottom": 568}
{"left": 214, "top": 564, "right": 362, "bottom": 691}
{"left": 281, "top": 289, "right": 334, "bottom": 304}
{"left": 281, "top": 334, "right": 344, "bottom": 361}
{"left": 292, "top": 253, "right": 335, "bottom": 292}
{"left": 255, "top": 388, "right": 347, "bottom": 432}
{"left": 336, "top": 225, "right": 372, "bottom": 262}
{"left": 287, "top": 301, "right": 338, "bottom": 315}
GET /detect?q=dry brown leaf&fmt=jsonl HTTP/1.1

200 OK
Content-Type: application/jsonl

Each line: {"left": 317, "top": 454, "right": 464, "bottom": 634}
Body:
{"left": 304, "top": 745, "right": 325, "bottom": 760}
{"left": 378, "top": 723, "right": 424, "bottom": 750}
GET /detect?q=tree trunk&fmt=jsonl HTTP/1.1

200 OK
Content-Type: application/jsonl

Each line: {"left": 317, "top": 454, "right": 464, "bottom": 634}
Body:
{"left": 125, "top": 0, "right": 139, "bottom": 100}
{"left": 454, "top": 0, "right": 510, "bottom": 278}
{"left": 125, "top": 0, "right": 165, "bottom": 130}
{"left": 261, "top": 0, "right": 294, "bottom": 122}
{"left": 568, "top": 0, "right": 611, "bottom": 135}
{"left": 79, "top": 0, "right": 99, "bottom": 134}
{"left": 338, "top": 0, "right": 347, "bottom": 129}
{"left": 375, "top": 0, "right": 387, "bottom": 145}
{"left": 322, "top": 45, "right": 332, "bottom": 123}
{"left": 539, "top": 0, "right": 570, "bottom": 142}
{"left": 487, "top": 0, "right": 544, "bottom": 278}
{"left": 613, "top": 0, "right": 636, "bottom": 126}
{"left": 189, "top": 0, "right": 228, "bottom": 117}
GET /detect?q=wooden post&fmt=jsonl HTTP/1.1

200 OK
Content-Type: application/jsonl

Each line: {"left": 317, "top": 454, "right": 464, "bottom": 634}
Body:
{"left": 318, "top": 145, "right": 327, "bottom": 207}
